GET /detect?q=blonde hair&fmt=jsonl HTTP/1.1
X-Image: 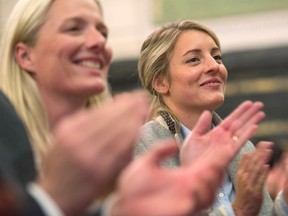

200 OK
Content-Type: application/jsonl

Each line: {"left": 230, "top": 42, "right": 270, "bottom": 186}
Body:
{"left": 0, "top": 0, "right": 110, "bottom": 161}
{"left": 138, "top": 20, "right": 221, "bottom": 129}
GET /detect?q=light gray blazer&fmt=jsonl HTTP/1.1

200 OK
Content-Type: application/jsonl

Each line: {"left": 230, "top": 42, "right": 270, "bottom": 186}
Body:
{"left": 135, "top": 113, "right": 282, "bottom": 216}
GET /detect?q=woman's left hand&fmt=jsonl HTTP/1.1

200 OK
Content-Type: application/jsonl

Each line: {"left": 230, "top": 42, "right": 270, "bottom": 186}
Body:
{"left": 180, "top": 101, "right": 265, "bottom": 167}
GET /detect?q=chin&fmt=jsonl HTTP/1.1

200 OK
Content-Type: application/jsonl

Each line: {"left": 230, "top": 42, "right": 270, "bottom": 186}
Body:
{"left": 77, "top": 85, "right": 107, "bottom": 100}
{"left": 87, "top": 82, "right": 107, "bottom": 94}
{"left": 209, "top": 96, "right": 225, "bottom": 111}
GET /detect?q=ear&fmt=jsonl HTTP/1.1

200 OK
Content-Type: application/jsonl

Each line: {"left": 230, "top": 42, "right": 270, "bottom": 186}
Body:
{"left": 14, "top": 42, "right": 36, "bottom": 74}
{"left": 152, "top": 75, "right": 169, "bottom": 94}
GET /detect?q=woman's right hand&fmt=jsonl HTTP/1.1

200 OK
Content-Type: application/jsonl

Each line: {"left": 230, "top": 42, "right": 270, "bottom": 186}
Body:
{"left": 232, "top": 141, "right": 272, "bottom": 216}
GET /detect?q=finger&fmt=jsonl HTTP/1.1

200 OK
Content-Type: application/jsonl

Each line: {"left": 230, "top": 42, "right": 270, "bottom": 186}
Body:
{"left": 220, "top": 101, "right": 254, "bottom": 130}
{"left": 257, "top": 141, "right": 273, "bottom": 164}
{"left": 233, "top": 125, "right": 268, "bottom": 157}
{"left": 252, "top": 158, "right": 269, "bottom": 191}
{"left": 113, "top": 90, "right": 148, "bottom": 102}
{"left": 236, "top": 154, "right": 251, "bottom": 188}
{"left": 221, "top": 101, "right": 263, "bottom": 134}
{"left": 237, "top": 101, "right": 264, "bottom": 123}
{"left": 238, "top": 154, "right": 250, "bottom": 174}
{"left": 256, "top": 165, "right": 269, "bottom": 191}
{"left": 247, "top": 145, "right": 271, "bottom": 185}
{"left": 232, "top": 111, "right": 265, "bottom": 138}
{"left": 144, "top": 140, "right": 178, "bottom": 165}
{"left": 69, "top": 92, "right": 149, "bottom": 143}
{"left": 231, "top": 125, "right": 258, "bottom": 155}
{"left": 247, "top": 151, "right": 264, "bottom": 183}
{"left": 256, "top": 141, "right": 273, "bottom": 149}
{"left": 95, "top": 92, "right": 149, "bottom": 140}
{"left": 190, "top": 110, "right": 212, "bottom": 136}
{"left": 229, "top": 103, "right": 264, "bottom": 135}
{"left": 253, "top": 164, "right": 269, "bottom": 188}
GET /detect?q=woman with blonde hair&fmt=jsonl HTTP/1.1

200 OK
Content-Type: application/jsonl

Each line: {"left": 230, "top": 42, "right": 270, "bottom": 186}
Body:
{"left": 0, "top": 0, "right": 112, "bottom": 164}
{"left": 136, "top": 20, "right": 288, "bottom": 215}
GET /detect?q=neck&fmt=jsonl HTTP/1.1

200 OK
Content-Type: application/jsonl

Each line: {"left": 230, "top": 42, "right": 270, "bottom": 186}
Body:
{"left": 172, "top": 107, "right": 205, "bottom": 130}
{"left": 164, "top": 101, "right": 213, "bottom": 130}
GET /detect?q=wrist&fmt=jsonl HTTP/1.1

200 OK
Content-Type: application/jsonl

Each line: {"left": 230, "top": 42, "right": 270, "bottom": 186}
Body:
{"left": 110, "top": 195, "right": 123, "bottom": 216}
{"left": 37, "top": 179, "right": 85, "bottom": 216}
{"left": 27, "top": 182, "right": 65, "bottom": 216}
{"left": 232, "top": 202, "right": 245, "bottom": 216}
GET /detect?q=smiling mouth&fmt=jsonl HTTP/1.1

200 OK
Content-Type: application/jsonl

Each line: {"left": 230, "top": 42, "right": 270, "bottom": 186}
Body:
{"left": 200, "top": 81, "right": 221, "bottom": 87}
{"left": 77, "top": 61, "right": 102, "bottom": 69}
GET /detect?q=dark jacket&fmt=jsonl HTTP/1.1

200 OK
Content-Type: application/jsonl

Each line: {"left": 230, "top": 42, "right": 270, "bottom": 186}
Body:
{"left": 0, "top": 91, "right": 43, "bottom": 215}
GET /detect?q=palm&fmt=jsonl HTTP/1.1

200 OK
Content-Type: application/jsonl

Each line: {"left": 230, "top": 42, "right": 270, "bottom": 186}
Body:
{"left": 180, "top": 101, "right": 265, "bottom": 166}
{"left": 117, "top": 142, "right": 222, "bottom": 216}
{"left": 183, "top": 126, "right": 235, "bottom": 165}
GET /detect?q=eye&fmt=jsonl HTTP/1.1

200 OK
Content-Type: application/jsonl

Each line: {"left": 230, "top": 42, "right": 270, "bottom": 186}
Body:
{"left": 63, "top": 23, "right": 83, "bottom": 34}
{"left": 67, "top": 25, "right": 81, "bottom": 32}
{"left": 213, "top": 55, "right": 223, "bottom": 63}
{"left": 100, "top": 30, "right": 108, "bottom": 39}
{"left": 97, "top": 25, "right": 109, "bottom": 39}
{"left": 186, "top": 57, "right": 199, "bottom": 63}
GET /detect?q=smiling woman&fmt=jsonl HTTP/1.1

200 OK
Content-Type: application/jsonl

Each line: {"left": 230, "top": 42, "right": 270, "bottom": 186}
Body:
{"left": 135, "top": 20, "right": 288, "bottom": 215}
{"left": 0, "top": 0, "right": 112, "bottom": 164}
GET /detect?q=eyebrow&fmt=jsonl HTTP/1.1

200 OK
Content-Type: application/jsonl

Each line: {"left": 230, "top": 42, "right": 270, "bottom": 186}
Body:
{"left": 62, "top": 16, "right": 108, "bottom": 30}
{"left": 183, "top": 47, "right": 220, "bottom": 57}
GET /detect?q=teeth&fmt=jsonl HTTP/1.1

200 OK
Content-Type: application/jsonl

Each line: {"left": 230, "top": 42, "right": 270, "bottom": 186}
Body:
{"left": 78, "top": 61, "right": 101, "bottom": 69}
{"left": 206, "top": 81, "right": 219, "bottom": 84}
{"left": 202, "top": 81, "right": 220, "bottom": 86}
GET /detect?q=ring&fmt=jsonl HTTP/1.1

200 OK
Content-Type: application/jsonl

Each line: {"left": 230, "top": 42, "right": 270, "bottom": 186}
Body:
{"left": 232, "top": 135, "right": 238, "bottom": 141}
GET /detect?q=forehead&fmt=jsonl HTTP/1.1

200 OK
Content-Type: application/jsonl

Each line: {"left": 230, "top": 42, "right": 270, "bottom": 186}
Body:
{"left": 168, "top": 30, "right": 219, "bottom": 61}
{"left": 45, "top": 0, "right": 103, "bottom": 24}
{"left": 176, "top": 30, "right": 216, "bottom": 46}
{"left": 172, "top": 30, "right": 218, "bottom": 53}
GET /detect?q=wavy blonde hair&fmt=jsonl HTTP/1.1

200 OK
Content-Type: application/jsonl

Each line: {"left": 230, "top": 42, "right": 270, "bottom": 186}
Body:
{"left": 0, "top": 0, "right": 110, "bottom": 161}
{"left": 138, "top": 20, "right": 221, "bottom": 131}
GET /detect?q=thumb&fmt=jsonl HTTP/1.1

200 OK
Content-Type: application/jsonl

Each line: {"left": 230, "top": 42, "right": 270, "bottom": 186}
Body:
{"left": 191, "top": 110, "right": 212, "bottom": 136}
{"left": 145, "top": 140, "right": 178, "bottom": 165}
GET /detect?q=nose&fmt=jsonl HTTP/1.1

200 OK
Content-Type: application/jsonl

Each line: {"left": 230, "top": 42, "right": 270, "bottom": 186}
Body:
{"left": 85, "top": 28, "right": 106, "bottom": 51}
{"left": 205, "top": 56, "right": 220, "bottom": 74}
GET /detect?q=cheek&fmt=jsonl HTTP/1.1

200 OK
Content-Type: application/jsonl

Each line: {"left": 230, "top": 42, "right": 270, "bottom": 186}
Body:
{"left": 34, "top": 44, "right": 62, "bottom": 66}
{"left": 105, "top": 45, "right": 113, "bottom": 64}
{"left": 170, "top": 74, "right": 194, "bottom": 95}
{"left": 185, "top": 72, "right": 200, "bottom": 86}
{"left": 221, "top": 67, "right": 228, "bottom": 92}
{"left": 221, "top": 66, "right": 228, "bottom": 80}
{"left": 33, "top": 47, "right": 68, "bottom": 80}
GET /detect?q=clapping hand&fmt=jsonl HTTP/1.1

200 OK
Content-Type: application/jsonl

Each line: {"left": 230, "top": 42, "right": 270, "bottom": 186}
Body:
{"left": 180, "top": 101, "right": 265, "bottom": 167}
